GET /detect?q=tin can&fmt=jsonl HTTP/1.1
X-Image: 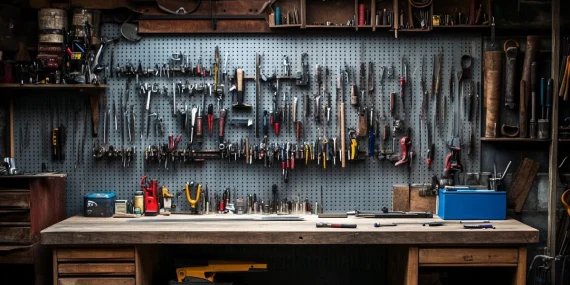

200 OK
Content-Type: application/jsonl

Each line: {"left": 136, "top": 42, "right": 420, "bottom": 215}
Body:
{"left": 134, "top": 191, "right": 144, "bottom": 214}
{"left": 38, "top": 8, "right": 67, "bottom": 31}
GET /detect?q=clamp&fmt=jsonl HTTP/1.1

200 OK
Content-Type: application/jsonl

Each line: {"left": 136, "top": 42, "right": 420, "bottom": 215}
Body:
{"left": 185, "top": 181, "right": 202, "bottom": 212}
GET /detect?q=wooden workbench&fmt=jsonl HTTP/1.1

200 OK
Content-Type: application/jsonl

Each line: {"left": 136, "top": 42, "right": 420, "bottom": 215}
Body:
{"left": 42, "top": 214, "right": 539, "bottom": 285}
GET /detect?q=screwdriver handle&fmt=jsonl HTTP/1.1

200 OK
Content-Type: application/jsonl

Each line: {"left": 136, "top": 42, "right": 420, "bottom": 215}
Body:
{"left": 196, "top": 115, "right": 203, "bottom": 137}
{"left": 218, "top": 109, "right": 226, "bottom": 143}
{"left": 296, "top": 121, "right": 302, "bottom": 141}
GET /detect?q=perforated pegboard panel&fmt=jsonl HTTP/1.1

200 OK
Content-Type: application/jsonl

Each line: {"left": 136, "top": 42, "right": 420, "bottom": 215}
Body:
{"left": 13, "top": 24, "right": 481, "bottom": 216}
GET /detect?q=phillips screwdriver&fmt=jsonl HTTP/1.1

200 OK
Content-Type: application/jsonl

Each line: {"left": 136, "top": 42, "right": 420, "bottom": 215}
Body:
{"left": 316, "top": 222, "right": 357, "bottom": 228}
{"left": 207, "top": 104, "right": 214, "bottom": 136}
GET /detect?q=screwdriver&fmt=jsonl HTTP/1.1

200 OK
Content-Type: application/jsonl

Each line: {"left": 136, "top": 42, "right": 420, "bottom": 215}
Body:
{"left": 273, "top": 110, "right": 280, "bottom": 135}
{"left": 374, "top": 222, "right": 444, "bottom": 227}
{"left": 316, "top": 222, "right": 357, "bottom": 228}
{"left": 263, "top": 110, "right": 269, "bottom": 135}
{"left": 399, "top": 59, "right": 407, "bottom": 111}
{"left": 463, "top": 224, "right": 495, "bottom": 229}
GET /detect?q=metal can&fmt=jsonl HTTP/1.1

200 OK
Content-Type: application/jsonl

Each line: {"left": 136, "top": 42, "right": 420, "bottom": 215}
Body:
{"left": 134, "top": 191, "right": 144, "bottom": 215}
{"left": 38, "top": 8, "right": 67, "bottom": 31}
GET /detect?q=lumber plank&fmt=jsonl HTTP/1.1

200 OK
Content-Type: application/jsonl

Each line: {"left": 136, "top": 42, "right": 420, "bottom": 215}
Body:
{"left": 508, "top": 158, "right": 540, "bottom": 212}
{"left": 58, "top": 263, "right": 135, "bottom": 275}
{"left": 392, "top": 185, "right": 410, "bottom": 212}
{"left": 57, "top": 248, "right": 134, "bottom": 262}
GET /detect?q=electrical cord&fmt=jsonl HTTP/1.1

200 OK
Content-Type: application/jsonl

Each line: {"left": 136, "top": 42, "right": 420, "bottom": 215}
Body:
{"left": 408, "top": 0, "right": 432, "bottom": 9}
{"left": 157, "top": 0, "right": 202, "bottom": 15}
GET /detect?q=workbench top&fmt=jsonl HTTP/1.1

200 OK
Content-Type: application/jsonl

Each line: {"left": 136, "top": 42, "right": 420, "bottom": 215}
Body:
{"left": 41, "top": 214, "right": 539, "bottom": 246}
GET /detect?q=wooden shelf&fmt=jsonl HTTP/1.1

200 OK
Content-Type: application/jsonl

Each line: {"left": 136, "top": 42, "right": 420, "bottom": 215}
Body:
{"left": 269, "top": 24, "right": 302, "bottom": 28}
{"left": 480, "top": 137, "right": 551, "bottom": 142}
{"left": 559, "top": 139, "right": 570, "bottom": 142}
{"left": 393, "top": 28, "right": 432, "bottom": 33}
{"left": 305, "top": 25, "right": 355, "bottom": 29}
{"left": 433, "top": 24, "right": 490, "bottom": 29}
{"left": 0, "top": 84, "right": 108, "bottom": 91}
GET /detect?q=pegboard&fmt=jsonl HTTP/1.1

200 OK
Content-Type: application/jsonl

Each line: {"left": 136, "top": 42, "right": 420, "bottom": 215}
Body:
{"left": 13, "top": 24, "right": 482, "bottom": 216}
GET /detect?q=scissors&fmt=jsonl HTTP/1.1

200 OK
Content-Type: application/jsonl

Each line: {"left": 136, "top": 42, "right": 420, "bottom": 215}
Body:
{"left": 457, "top": 54, "right": 473, "bottom": 83}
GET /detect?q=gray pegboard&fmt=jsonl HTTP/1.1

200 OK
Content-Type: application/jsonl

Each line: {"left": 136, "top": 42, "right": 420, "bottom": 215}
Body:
{"left": 13, "top": 24, "right": 481, "bottom": 216}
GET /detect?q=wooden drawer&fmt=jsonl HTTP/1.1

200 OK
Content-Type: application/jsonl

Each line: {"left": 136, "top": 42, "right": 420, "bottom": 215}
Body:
{"left": 58, "top": 277, "right": 135, "bottom": 285}
{"left": 0, "top": 209, "right": 30, "bottom": 223}
{"left": 0, "top": 190, "right": 30, "bottom": 208}
{"left": 57, "top": 248, "right": 135, "bottom": 262}
{"left": 59, "top": 263, "right": 136, "bottom": 276}
{"left": 419, "top": 248, "right": 519, "bottom": 266}
{"left": 0, "top": 226, "right": 31, "bottom": 243}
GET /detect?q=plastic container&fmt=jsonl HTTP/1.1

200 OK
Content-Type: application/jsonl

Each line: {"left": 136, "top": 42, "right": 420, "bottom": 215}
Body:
{"left": 84, "top": 192, "right": 116, "bottom": 217}
{"left": 438, "top": 189, "right": 506, "bottom": 220}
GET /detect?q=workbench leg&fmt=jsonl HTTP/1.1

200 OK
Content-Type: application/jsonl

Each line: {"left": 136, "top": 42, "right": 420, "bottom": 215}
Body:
{"left": 513, "top": 246, "right": 527, "bottom": 285}
{"left": 405, "top": 247, "right": 419, "bottom": 285}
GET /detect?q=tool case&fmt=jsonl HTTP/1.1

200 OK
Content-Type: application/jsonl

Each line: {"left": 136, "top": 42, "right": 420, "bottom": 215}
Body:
{"left": 437, "top": 189, "right": 506, "bottom": 220}
{"left": 84, "top": 192, "right": 117, "bottom": 217}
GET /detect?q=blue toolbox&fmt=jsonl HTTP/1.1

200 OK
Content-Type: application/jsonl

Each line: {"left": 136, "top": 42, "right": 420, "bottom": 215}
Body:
{"left": 437, "top": 188, "right": 506, "bottom": 220}
{"left": 84, "top": 192, "right": 117, "bottom": 217}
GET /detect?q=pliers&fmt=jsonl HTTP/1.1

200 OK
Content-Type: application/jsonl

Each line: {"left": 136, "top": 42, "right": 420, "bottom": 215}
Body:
{"left": 207, "top": 104, "right": 214, "bottom": 136}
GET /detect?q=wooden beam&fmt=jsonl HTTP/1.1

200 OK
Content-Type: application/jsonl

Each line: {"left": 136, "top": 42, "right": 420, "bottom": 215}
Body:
{"left": 548, "top": 0, "right": 560, "bottom": 282}
{"left": 138, "top": 19, "right": 270, "bottom": 33}
{"left": 405, "top": 247, "right": 419, "bottom": 285}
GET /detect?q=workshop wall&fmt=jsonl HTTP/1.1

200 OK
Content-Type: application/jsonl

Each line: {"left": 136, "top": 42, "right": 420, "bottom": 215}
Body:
{"left": 14, "top": 24, "right": 482, "bottom": 216}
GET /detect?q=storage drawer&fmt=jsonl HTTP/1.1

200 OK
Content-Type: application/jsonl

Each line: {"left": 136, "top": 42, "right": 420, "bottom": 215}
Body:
{"left": 0, "top": 227, "right": 31, "bottom": 243}
{"left": 58, "top": 263, "right": 136, "bottom": 276}
{"left": 58, "top": 277, "right": 135, "bottom": 285}
{"left": 0, "top": 209, "right": 30, "bottom": 223}
{"left": 419, "top": 248, "right": 519, "bottom": 266}
{"left": 0, "top": 190, "right": 30, "bottom": 208}
{"left": 57, "top": 248, "right": 135, "bottom": 262}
